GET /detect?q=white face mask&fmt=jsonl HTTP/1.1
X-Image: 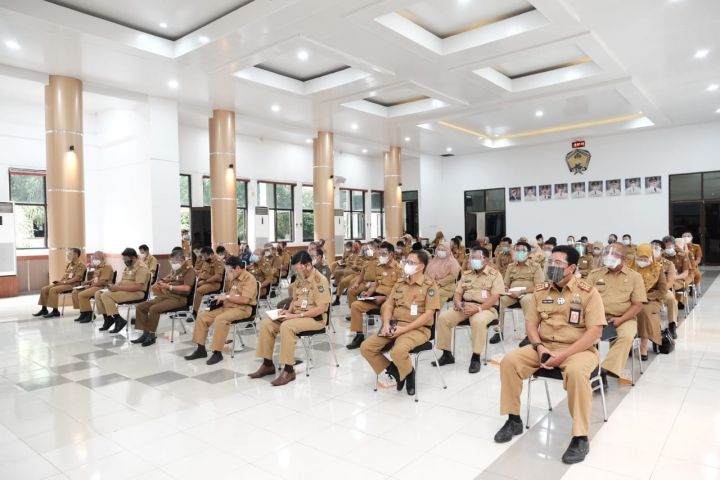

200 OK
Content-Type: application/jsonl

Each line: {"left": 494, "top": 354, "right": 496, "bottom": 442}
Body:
{"left": 264, "top": 251, "right": 272, "bottom": 257}
{"left": 193, "top": 249, "right": 201, "bottom": 256}
{"left": 436, "top": 250, "right": 447, "bottom": 259}
{"left": 378, "top": 255, "right": 389, "bottom": 265}
{"left": 403, "top": 263, "right": 417, "bottom": 276}
{"left": 665, "top": 248, "right": 676, "bottom": 256}
{"left": 470, "top": 258, "right": 484, "bottom": 271}
{"left": 683, "top": 236, "right": 692, "bottom": 244}
{"left": 217, "top": 255, "right": 225, "bottom": 260}
{"left": 623, "top": 239, "right": 631, "bottom": 246}
{"left": 366, "top": 249, "right": 374, "bottom": 257}
{"left": 543, "top": 250, "right": 552, "bottom": 258}
{"left": 92, "top": 259, "right": 101, "bottom": 267}
{"left": 170, "top": 262, "right": 181, "bottom": 271}
{"left": 603, "top": 255, "right": 622, "bottom": 269}
{"left": 652, "top": 247, "right": 662, "bottom": 258}
{"left": 636, "top": 259, "right": 651, "bottom": 268}
{"left": 593, "top": 248, "right": 602, "bottom": 255}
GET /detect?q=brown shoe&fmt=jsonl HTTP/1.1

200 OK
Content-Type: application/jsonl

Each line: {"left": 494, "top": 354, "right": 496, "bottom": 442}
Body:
{"left": 248, "top": 364, "right": 276, "bottom": 379}
{"left": 270, "top": 370, "right": 296, "bottom": 386}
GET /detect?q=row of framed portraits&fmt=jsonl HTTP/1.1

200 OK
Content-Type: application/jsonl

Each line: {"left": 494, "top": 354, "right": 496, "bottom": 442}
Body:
{"left": 509, "top": 176, "right": 662, "bottom": 202}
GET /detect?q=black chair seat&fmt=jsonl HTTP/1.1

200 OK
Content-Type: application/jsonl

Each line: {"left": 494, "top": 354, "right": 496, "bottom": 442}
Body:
{"left": 298, "top": 327, "right": 327, "bottom": 337}
{"left": 506, "top": 303, "right": 522, "bottom": 309}
{"left": 457, "top": 318, "right": 498, "bottom": 327}
{"left": 366, "top": 308, "right": 381, "bottom": 316}
{"left": 532, "top": 365, "right": 600, "bottom": 381}
{"left": 410, "top": 341, "right": 432, "bottom": 354}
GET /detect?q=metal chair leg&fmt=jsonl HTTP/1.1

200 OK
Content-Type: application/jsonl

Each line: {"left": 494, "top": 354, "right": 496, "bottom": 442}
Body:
{"left": 413, "top": 353, "right": 420, "bottom": 402}
{"left": 326, "top": 334, "right": 340, "bottom": 367}
{"left": 543, "top": 379, "right": 552, "bottom": 411}
{"left": 429, "top": 348, "right": 448, "bottom": 389}
{"left": 525, "top": 378, "right": 533, "bottom": 429}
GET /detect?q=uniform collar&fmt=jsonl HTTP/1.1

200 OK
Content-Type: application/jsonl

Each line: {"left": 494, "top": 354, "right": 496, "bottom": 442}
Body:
{"left": 405, "top": 273, "right": 425, "bottom": 285}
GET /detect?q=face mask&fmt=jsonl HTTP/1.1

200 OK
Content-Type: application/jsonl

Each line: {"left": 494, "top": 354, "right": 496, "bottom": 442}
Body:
{"left": 603, "top": 255, "right": 622, "bottom": 269}
{"left": 545, "top": 266, "right": 566, "bottom": 284}
{"left": 250, "top": 254, "right": 260, "bottom": 263}
{"left": 636, "top": 259, "right": 651, "bottom": 268}
{"left": 264, "top": 251, "right": 272, "bottom": 257}
{"left": 567, "top": 239, "right": 574, "bottom": 245}
{"left": 217, "top": 255, "right": 225, "bottom": 260}
{"left": 665, "top": 248, "right": 675, "bottom": 256}
{"left": 92, "top": 259, "right": 101, "bottom": 267}
{"left": 366, "top": 249, "right": 374, "bottom": 257}
{"left": 652, "top": 247, "right": 662, "bottom": 258}
{"left": 182, "top": 234, "right": 190, "bottom": 241}
{"left": 608, "top": 238, "right": 616, "bottom": 244}
{"left": 139, "top": 253, "right": 146, "bottom": 259}
{"left": 593, "top": 248, "right": 602, "bottom": 255}
{"left": 170, "top": 262, "right": 181, "bottom": 271}
{"left": 378, "top": 255, "right": 389, "bottom": 265}
{"left": 470, "top": 259, "right": 484, "bottom": 271}
{"left": 193, "top": 249, "right": 201, "bottom": 256}
{"left": 436, "top": 250, "right": 447, "bottom": 259}
{"left": 515, "top": 252, "right": 528, "bottom": 262}
{"left": 311, "top": 257, "right": 318, "bottom": 266}
{"left": 123, "top": 259, "right": 133, "bottom": 267}
{"left": 543, "top": 250, "right": 552, "bottom": 258}
{"left": 502, "top": 247, "right": 510, "bottom": 254}
{"left": 683, "top": 237, "right": 692, "bottom": 244}
{"left": 623, "top": 239, "right": 631, "bottom": 246}
{"left": 403, "top": 264, "right": 417, "bottom": 276}
{"left": 537, "top": 239, "right": 544, "bottom": 245}
{"left": 575, "top": 245, "right": 585, "bottom": 255}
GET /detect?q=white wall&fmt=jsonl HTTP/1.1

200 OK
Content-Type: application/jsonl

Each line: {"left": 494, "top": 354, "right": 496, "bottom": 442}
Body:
{"left": 432, "top": 122, "right": 720, "bottom": 243}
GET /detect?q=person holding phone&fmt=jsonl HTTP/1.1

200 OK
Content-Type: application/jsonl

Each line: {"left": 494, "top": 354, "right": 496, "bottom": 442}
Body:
{"left": 494, "top": 246, "right": 606, "bottom": 465}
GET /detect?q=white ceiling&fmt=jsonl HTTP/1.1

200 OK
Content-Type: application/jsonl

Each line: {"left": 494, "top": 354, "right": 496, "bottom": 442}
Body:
{"left": 0, "top": 0, "right": 718, "bottom": 157}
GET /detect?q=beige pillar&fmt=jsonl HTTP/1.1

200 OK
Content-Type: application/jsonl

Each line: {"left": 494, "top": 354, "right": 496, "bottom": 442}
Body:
{"left": 313, "top": 132, "right": 335, "bottom": 245}
{"left": 209, "top": 110, "right": 238, "bottom": 255}
{"left": 384, "top": 146, "right": 402, "bottom": 244}
{"left": 45, "top": 75, "right": 85, "bottom": 282}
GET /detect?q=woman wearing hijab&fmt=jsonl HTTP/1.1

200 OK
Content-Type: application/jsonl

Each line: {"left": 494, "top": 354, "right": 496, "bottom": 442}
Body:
{"left": 431, "top": 231, "right": 445, "bottom": 250}
{"left": 425, "top": 240, "right": 461, "bottom": 304}
{"left": 629, "top": 243, "right": 667, "bottom": 359}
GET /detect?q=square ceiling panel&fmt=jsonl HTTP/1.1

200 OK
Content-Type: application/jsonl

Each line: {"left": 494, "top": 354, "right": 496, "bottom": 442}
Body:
{"left": 364, "top": 86, "right": 431, "bottom": 107}
{"left": 399, "top": 0, "right": 534, "bottom": 39}
{"left": 341, "top": 83, "right": 461, "bottom": 118}
{"left": 255, "top": 50, "right": 350, "bottom": 82}
{"left": 495, "top": 44, "right": 591, "bottom": 79}
{"left": 44, "top": 0, "right": 253, "bottom": 40}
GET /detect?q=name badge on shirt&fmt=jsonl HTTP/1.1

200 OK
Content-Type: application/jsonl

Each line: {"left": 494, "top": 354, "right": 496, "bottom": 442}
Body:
{"left": 410, "top": 304, "right": 418, "bottom": 316}
{"left": 481, "top": 290, "right": 488, "bottom": 299}
{"left": 301, "top": 299, "right": 308, "bottom": 310}
{"left": 568, "top": 308, "right": 581, "bottom": 325}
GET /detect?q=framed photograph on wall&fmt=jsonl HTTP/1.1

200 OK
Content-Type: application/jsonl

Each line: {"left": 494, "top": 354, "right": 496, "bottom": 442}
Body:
{"left": 588, "top": 180, "right": 603, "bottom": 198}
{"left": 539, "top": 184, "right": 552, "bottom": 200}
{"left": 605, "top": 179, "right": 622, "bottom": 196}
{"left": 625, "top": 177, "right": 641, "bottom": 195}
{"left": 554, "top": 183, "right": 568, "bottom": 199}
{"left": 645, "top": 176, "right": 662, "bottom": 194}
{"left": 509, "top": 187, "right": 521, "bottom": 202}
{"left": 571, "top": 182, "right": 586, "bottom": 199}
{"left": 524, "top": 185, "right": 537, "bottom": 201}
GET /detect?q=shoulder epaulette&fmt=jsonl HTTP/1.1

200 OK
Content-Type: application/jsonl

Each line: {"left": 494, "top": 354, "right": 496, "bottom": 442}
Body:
{"left": 535, "top": 282, "right": 550, "bottom": 291}
{"left": 577, "top": 280, "right": 592, "bottom": 292}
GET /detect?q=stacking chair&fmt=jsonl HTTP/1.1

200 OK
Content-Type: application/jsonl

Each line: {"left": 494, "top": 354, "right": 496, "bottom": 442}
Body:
{"left": 226, "top": 281, "right": 262, "bottom": 358}
{"left": 60, "top": 269, "right": 91, "bottom": 316}
{"left": 166, "top": 278, "right": 199, "bottom": 342}
{"left": 117, "top": 276, "right": 152, "bottom": 335}
{"left": 451, "top": 305, "right": 506, "bottom": 368}
{"left": 199, "top": 271, "right": 227, "bottom": 312}
{"left": 296, "top": 304, "right": 339, "bottom": 377}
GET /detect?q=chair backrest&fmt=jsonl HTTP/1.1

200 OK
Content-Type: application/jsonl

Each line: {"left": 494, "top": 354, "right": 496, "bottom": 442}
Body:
{"left": 252, "top": 280, "right": 261, "bottom": 317}
{"left": 140, "top": 275, "right": 152, "bottom": 301}
{"left": 83, "top": 269, "right": 92, "bottom": 282}
{"left": 184, "top": 277, "right": 199, "bottom": 309}
{"left": 152, "top": 264, "right": 160, "bottom": 282}
{"left": 111, "top": 271, "right": 118, "bottom": 283}
{"left": 219, "top": 270, "right": 227, "bottom": 293}
{"left": 428, "top": 311, "right": 437, "bottom": 342}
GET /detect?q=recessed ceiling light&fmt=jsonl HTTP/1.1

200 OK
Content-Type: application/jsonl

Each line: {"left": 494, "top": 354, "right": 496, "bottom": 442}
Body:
{"left": 535, "top": 110, "right": 544, "bottom": 117}
{"left": 271, "top": 104, "right": 280, "bottom": 112}
{"left": 695, "top": 49, "right": 710, "bottom": 59}
{"left": 446, "top": 147, "right": 453, "bottom": 153}
{"left": 305, "top": 138, "right": 313, "bottom": 144}
{"left": 362, "top": 148, "right": 368, "bottom": 154}
{"left": 297, "top": 50, "right": 309, "bottom": 61}
{"left": 716, "top": 107, "right": 720, "bottom": 113}
{"left": 159, "top": 22, "right": 168, "bottom": 29}
{"left": 198, "top": 36, "right": 209, "bottom": 44}
{"left": 167, "top": 79, "right": 179, "bottom": 89}
{"left": 351, "top": 123, "right": 358, "bottom": 130}
{"left": 4, "top": 39, "right": 20, "bottom": 50}
{"left": 707, "top": 84, "right": 719, "bottom": 92}
{"left": 404, "top": 137, "right": 411, "bottom": 142}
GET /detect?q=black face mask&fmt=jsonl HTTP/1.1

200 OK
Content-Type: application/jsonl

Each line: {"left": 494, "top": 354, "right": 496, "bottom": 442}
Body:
{"left": 123, "top": 258, "right": 133, "bottom": 267}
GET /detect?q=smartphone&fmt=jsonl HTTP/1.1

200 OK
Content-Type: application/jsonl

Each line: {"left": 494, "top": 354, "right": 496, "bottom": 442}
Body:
{"left": 540, "top": 352, "right": 551, "bottom": 363}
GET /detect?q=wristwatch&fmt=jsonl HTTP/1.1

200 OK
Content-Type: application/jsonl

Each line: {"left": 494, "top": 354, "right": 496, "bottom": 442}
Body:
{"left": 531, "top": 342, "right": 542, "bottom": 351}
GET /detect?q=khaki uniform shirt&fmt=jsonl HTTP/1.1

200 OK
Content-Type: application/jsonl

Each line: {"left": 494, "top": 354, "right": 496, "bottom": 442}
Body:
{"left": 120, "top": 261, "right": 150, "bottom": 287}
{"left": 664, "top": 252, "right": 689, "bottom": 290}
{"left": 220, "top": 269, "right": 258, "bottom": 316}
{"left": 290, "top": 268, "right": 332, "bottom": 321}
{"left": 158, "top": 260, "right": 195, "bottom": 301}
{"left": 526, "top": 277, "right": 606, "bottom": 346}
{"left": 456, "top": 266, "right": 505, "bottom": 304}
{"left": 452, "top": 247, "right": 466, "bottom": 265}
{"left": 193, "top": 257, "right": 205, "bottom": 273}
{"left": 359, "top": 258, "right": 380, "bottom": 285}
{"left": 660, "top": 257, "right": 677, "bottom": 288}
{"left": 688, "top": 243, "right": 702, "bottom": 267}
{"left": 248, "top": 260, "right": 273, "bottom": 284}
{"left": 60, "top": 260, "right": 86, "bottom": 284}
{"left": 577, "top": 254, "right": 593, "bottom": 278}
{"left": 587, "top": 266, "right": 647, "bottom": 317}
{"left": 503, "top": 261, "right": 544, "bottom": 291}
{"left": 197, "top": 255, "right": 224, "bottom": 282}
{"left": 373, "top": 260, "right": 401, "bottom": 296}
{"left": 88, "top": 263, "right": 113, "bottom": 287}
{"left": 143, "top": 255, "right": 158, "bottom": 275}
{"left": 385, "top": 274, "right": 441, "bottom": 324}
{"left": 493, "top": 252, "right": 513, "bottom": 276}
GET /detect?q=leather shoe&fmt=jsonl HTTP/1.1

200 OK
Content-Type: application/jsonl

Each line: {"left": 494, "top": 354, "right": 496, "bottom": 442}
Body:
{"left": 489, "top": 333, "right": 502, "bottom": 344}
{"left": 43, "top": 309, "right": 60, "bottom": 318}
{"left": 109, "top": 317, "right": 127, "bottom": 334}
{"left": 640, "top": 354, "right": 648, "bottom": 361}
{"left": 431, "top": 351, "right": 455, "bottom": 367}
{"left": 98, "top": 315, "right": 114, "bottom": 331}
{"left": 668, "top": 322, "right": 678, "bottom": 339}
{"left": 494, "top": 417, "right": 523, "bottom": 443}
{"left": 346, "top": 334, "right": 364, "bottom": 350}
{"left": 206, "top": 351, "right": 223, "bottom": 365}
{"left": 386, "top": 363, "right": 405, "bottom": 390}
{"left": 32, "top": 308, "right": 48, "bottom": 317}
{"left": 332, "top": 297, "right": 340, "bottom": 306}
{"left": 561, "top": 436, "right": 590, "bottom": 464}
{"left": 249, "top": 363, "right": 276, "bottom": 379}
{"left": 141, "top": 335, "right": 156, "bottom": 347}
{"left": 518, "top": 336, "right": 530, "bottom": 348}
{"left": 184, "top": 347, "right": 208, "bottom": 361}
{"left": 131, "top": 332, "right": 149, "bottom": 344}
{"left": 78, "top": 312, "right": 93, "bottom": 323}
{"left": 405, "top": 369, "right": 416, "bottom": 396}
{"left": 469, "top": 357, "right": 481, "bottom": 374}
{"left": 271, "top": 370, "right": 296, "bottom": 386}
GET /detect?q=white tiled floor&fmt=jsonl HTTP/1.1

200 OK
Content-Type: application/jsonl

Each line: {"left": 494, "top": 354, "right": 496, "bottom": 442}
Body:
{"left": 0, "top": 275, "right": 718, "bottom": 480}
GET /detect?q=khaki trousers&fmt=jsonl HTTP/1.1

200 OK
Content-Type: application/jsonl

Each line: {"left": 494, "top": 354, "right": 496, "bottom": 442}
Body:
{"left": 135, "top": 296, "right": 187, "bottom": 332}
{"left": 600, "top": 318, "right": 637, "bottom": 378}
{"left": 637, "top": 301, "right": 662, "bottom": 345}
{"left": 193, "top": 307, "right": 251, "bottom": 351}
{"left": 72, "top": 286, "right": 102, "bottom": 312}
{"left": 663, "top": 291, "right": 678, "bottom": 324}
{"left": 337, "top": 273, "right": 359, "bottom": 296}
{"left": 347, "top": 283, "right": 365, "bottom": 307}
{"left": 192, "top": 282, "right": 221, "bottom": 312}
{"left": 436, "top": 308, "right": 498, "bottom": 354}
{"left": 38, "top": 284, "right": 74, "bottom": 309}
{"left": 256, "top": 317, "right": 325, "bottom": 365}
{"left": 500, "top": 344, "right": 598, "bottom": 436}
{"left": 95, "top": 290, "right": 144, "bottom": 316}
{"left": 499, "top": 294, "right": 533, "bottom": 317}
{"left": 360, "top": 327, "right": 431, "bottom": 380}
{"left": 349, "top": 299, "right": 383, "bottom": 333}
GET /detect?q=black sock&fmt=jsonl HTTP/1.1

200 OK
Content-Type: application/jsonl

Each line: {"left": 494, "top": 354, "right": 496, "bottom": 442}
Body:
{"left": 442, "top": 349, "right": 451, "bottom": 356}
{"left": 575, "top": 435, "right": 588, "bottom": 441}
{"left": 509, "top": 414, "right": 521, "bottom": 422}
{"left": 283, "top": 364, "right": 294, "bottom": 373}
{"left": 471, "top": 353, "right": 480, "bottom": 361}
{"left": 197, "top": 344, "right": 207, "bottom": 353}
{"left": 147, "top": 331, "right": 155, "bottom": 338}
{"left": 212, "top": 350, "right": 221, "bottom": 355}
{"left": 51, "top": 308, "right": 59, "bottom": 313}
{"left": 263, "top": 359, "right": 274, "bottom": 367}
{"left": 113, "top": 314, "right": 121, "bottom": 319}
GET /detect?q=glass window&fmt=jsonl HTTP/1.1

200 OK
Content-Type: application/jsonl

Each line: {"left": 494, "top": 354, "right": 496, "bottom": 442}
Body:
{"left": 370, "top": 191, "right": 384, "bottom": 238}
{"left": 236, "top": 180, "right": 248, "bottom": 242}
{"left": 259, "top": 182, "right": 294, "bottom": 242}
{"left": 179, "top": 174, "right": 191, "bottom": 207}
{"left": 257, "top": 182, "right": 275, "bottom": 208}
{"left": 202, "top": 176, "right": 211, "bottom": 207}
{"left": 9, "top": 170, "right": 47, "bottom": 249}
{"left": 464, "top": 190, "right": 485, "bottom": 213}
{"left": 670, "top": 173, "right": 701, "bottom": 201}
{"left": 302, "top": 186, "right": 314, "bottom": 242}
{"left": 275, "top": 184, "right": 292, "bottom": 209}
{"left": 340, "top": 190, "right": 350, "bottom": 211}
{"left": 702, "top": 171, "right": 720, "bottom": 200}
{"left": 486, "top": 188, "right": 505, "bottom": 211}
{"left": 236, "top": 180, "right": 247, "bottom": 208}
{"left": 341, "top": 188, "right": 365, "bottom": 240}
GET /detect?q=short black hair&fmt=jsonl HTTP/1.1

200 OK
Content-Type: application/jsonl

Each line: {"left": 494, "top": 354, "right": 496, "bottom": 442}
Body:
{"left": 412, "top": 242, "right": 422, "bottom": 251}
{"left": 380, "top": 241, "right": 395, "bottom": 253}
{"left": 122, "top": 247, "right": 138, "bottom": 258}
{"left": 200, "top": 246, "right": 214, "bottom": 255}
{"left": 456, "top": 235, "right": 463, "bottom": 242}
{"left": 138, "top": 244, "right": 149, "bottom": 252}
{"left": 471, "top": 246, "right": 490, "bottom": 258}
{"left": 216, "top": 246, "right": 226, "bottom": 254}
{"left": 536, "top": 234, "right": 544, "bottom": 241}
{"left": 515, "top": 241, "right": 531, "bottom": 251}
{"left": 546, "top": 237, "right": 557, "bottom": 246}
{"left": 225, "top": 255, "right": 245, "bottom": 269}
{"left": 291, "top": 251, "right": 312, "bottom": 266}
{"left": 170, "top": 249, "right": 185, "bottom": 260}
{"left": 580, "top": 236, "right": 588, "bottom": 242}
{"left": 70, "top": 247, "right": 81, "bottom": 256}
{"left": 623, "top": 234, "right": 631, "bottom": 239}
{"left": 344, "top": 241, "right": 353, "bottom": 248}
{"left": 651, "top": 239, "right": 662, "bottom": 247}
{"left": 501, "top": 237, "right": 512, "bottom": 244}
{"left": 171, "top": 246, "right": 183, "bottom": 253}
{"left": 451, "top": 238, "right": 461, "bottom": 247}
{"left": 552, "top": 245, "right": 579, "bottom": 266}
{"left": 609, "top": 233, "right": 618, "bottom": 239}
{"left": 409, "top": 250, "right": 429, "bottom": 267}
{"left": 662, "top": 235, "right": 675, "bottom": 245}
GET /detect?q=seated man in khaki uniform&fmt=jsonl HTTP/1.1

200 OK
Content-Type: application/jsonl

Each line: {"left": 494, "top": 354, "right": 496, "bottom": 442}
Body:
{"left": 72, "top": 251, "right": 113, "bottom": 323}
{"left": 96, "top": 248, "right": 150, "bottom": 333}
{"left": 249, "top": 251, "right": 331, "bottom": 386}
{"left": 345, "top": 246, "right": 380, "bottom": 320}
{"left": 34, "top": 247, "right": 86, "bottom": 318}
{"left": 360, "top": 250, "right": 440, "bottom": 396}
{"left": 682, "top": 232, "right": 703, "bottom": 286}
{"left": 500, "top": 241, "right": 544, "bottom": 323}
{"left": 434, "top": 246, "right": 504, "bottom": 373}
{"left": 185, "top": 253, "right": 258, "bottom": 364}
{"left": 138, "top": 244, "right": 158, "bottom": 277}
{"left": 652, "top": 239, "right": 678, "bottom": 339}
{"left": 494, "top": 245, "right": 605, "bottom": 464}
{"left": 493, "top": 237, "right": 514, "bottom": 277}
{"left": 587, "top": 244, "right": 646, "bottom": 387}
{"left": 347, "top": 242, "right": 401, "bottom": 349}
{"left": 576, "top": 242, "right": 594, "bottom": 278}
{"left": 662, "top": 235, "right": 690, "bottom": 310}
{"left": 334, "top": 242, "right": 369, "bottom": 305}
{"left": 131, "top": 249, "right": 196, "bottom": 346}
{"left": 215, "top": 245, "right": 227, "bottom": 262}
{"left": 191, "top": 246, "right": 225, "bottom": 317}
{"left": 247, "top": 248, "right": 273, "bottom": 298}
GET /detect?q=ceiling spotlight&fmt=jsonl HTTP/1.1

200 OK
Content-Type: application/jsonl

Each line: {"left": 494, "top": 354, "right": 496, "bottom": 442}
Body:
{"left": 297, "top": 50, "right": 309, "bottom": 61}
{"left": 351, "top": 123, "right": 358, "bottom": 130}
{"left": 168, "top": 79, "right": 179, "bottom": 89}
{"left": 271, "top": 104, "right": 280, "bottom": 112}
{"left": 708, "top": 84, "right": 719, "bottom": 92}
{"left": 695, "top": 49, "right": 710, "bottom": 59}
{"left": 362, "top": 148, "right": 368, "bottom": 154}
{"left": 404, "top": 137, "right": 411, "bottom": 142}
{"left": 159, "top": 22, "right": 168, "bottom": 29}
{"left": 4, "top": 39, "right": 20, "bottom": 50}
{"left": 535, "top": 110, "right": 544, "bottom": 117}
{"left": 198, "top": 35, "right": 210, "bottom": 44}
{"left": 446, "top": 147, "right": 453, "bottom": 153}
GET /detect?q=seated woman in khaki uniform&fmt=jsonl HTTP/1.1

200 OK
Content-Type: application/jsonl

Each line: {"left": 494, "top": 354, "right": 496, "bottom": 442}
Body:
{"left": 425, "top": 240, "right": 461, "bottom": 305}
{"left": 629, "top": 243, "right": 667, "bottom": 359}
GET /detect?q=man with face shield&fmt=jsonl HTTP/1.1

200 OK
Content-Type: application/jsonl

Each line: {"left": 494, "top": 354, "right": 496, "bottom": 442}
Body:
{"left": 587, "top": 244, "right": 646, "bottom": 387}
{"left": 493, "top": 237, "right": 514, "bottom": 276}
{"left": 131, "top": 249, "right": 196, "bottom": 346}
{"left": 360, "top": 251, "right": 440, "bottom": 396}
{"left": 72, "top": 251, "right": 113, "bottom": 323}
{"left": 662, "top": 235, "right": 690, "bottom": 311}
{"left": 590, "top": 241, "right": 604, "bottom": 269}
{"left": 576, "top": 241, "right": 593, "bottom": 278}
{"left": 629, "top": 244, "right": 667, "bottom": 359}
{"left": 185, "top": 254, "right": 258, "bottom": 365}
{"left": 494, "top": 246, "right": 605, "bottom": 465}
{"left": 33, "top": 247, "right": 86, "bottom": 318}
{"left": 249, "top": 251, "right": 331, "bottom": 386}
{"left": 96, "top": 248, "right": 151, "bottom": 333}
{"left": 345, "top": 243, "right": 381, "bottom": 317}
{"left": 434, "top": 246, "right": 505, "bottom": 374}
{"left": 652, "top": 239, "right": 679, "bottom": 339}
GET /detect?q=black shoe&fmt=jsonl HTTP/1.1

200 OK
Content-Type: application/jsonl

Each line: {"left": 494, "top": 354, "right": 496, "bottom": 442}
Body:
{"left": 346, "top": 334, "right": 364, "bottom": 350}
{"left": 43, "top": 309, "right": 60, "bottom": 318}
{"left": 332, "top": 297, "right": 340, "bottom": 306}
{"left": 109, "top": 317, "right": 127, "bottom": 334}
{"left": 678, "top": 302, "right": 685, "bottom": 310}
{"left": 78, "top": 312, "right": 93, "bottom": 324}
{"left": 489, "top": 333, "right": 502, "bottom": 344}
{"left": 141, "top": 335, "right": 156, "bottom": 347}
{"left": 405, "top": 369, "right": 416, "bottom": 396}
{"left": 98, "top": 315, "right": 115, "bottom": 331}
{"left": 269, "top": 291, "right": 276, "bottom": 298}
{"left": 73, "top": 313, "right": 84, "bottom": 322}
{"left": 368, "top": 317, "right": 375, "bottom": 326}
{"left": 186, "top": 316, "right": 194, "bottom": 323}
{"left": 518, "top": 336, "right": 530, "bottom": 348}
{"left": 32, "top": 307, "right": 48, "bottom": 317}
{"left": 668, "top": 322, "right": 678, "bottom": 340}
{"left": 562, "top": 436, "right": 590, "bottom": 464}
{"left": 640, "top": 354, "right": 648, "bottom": 361}
{"left": 469, "top": 357, "right": 481, "bottom": 374}
{"left": 493, "top": 417, "right": 523, "bottom": 443}
{"left": 386, "top": 363, "right": 403, "bottom": 390}
{"left": 184, "top": 346, "right": 208, "bottom": 361}
{"left": 345, "top": 316, "right": 351, "bottom": 322}
{"left": 130, "top": 317, "right": 135, "bottom": 325}
{"left": 206, "top": 351, "right": 223, "bottom": 365}
{"left": 131, "top": 332, "right": 149, "bottom": 344}
{"left": 431, "top": 351, "right": 455, "bottom": 367}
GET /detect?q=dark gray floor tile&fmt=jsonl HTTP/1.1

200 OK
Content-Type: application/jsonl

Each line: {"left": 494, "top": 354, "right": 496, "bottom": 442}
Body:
{"left": 193, "top": 369, "right": 244, "bottom": 384}
{"left": 77, "top": 373, "right": 130, "bottom": 389}
{"left": 17, "top": 375, "right": 71, "bottom": 391}
{"left": 51, "top": 362, "right": 94, "bottom": 374}
{"left": 136, "top": 371, "right": 186, "bottom": 387}
{"left": 74, "top": 350, "right": 118, "bottom": 361}
{"left": 94, "top": 339, "right": 128, "bottom": 349}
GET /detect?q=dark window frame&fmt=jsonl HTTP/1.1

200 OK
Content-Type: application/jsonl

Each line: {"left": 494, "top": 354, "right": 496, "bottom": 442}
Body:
{"left": 9, "top": 169, "right": 48, "bottom": 249}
